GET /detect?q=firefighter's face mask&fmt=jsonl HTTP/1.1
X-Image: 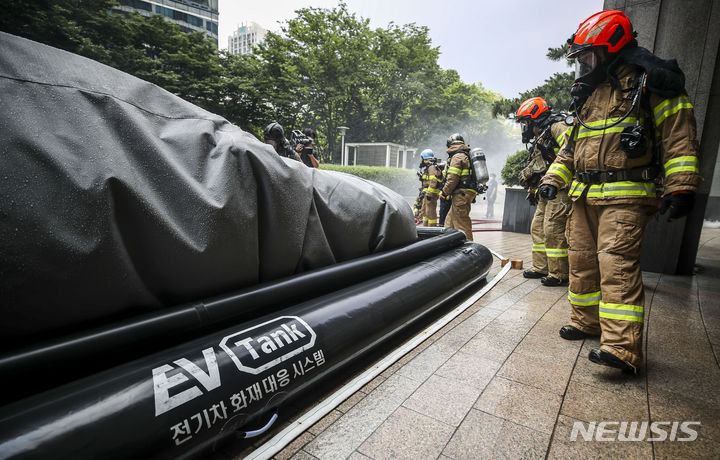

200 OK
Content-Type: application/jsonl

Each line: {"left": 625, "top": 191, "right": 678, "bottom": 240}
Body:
{"left": 571, "top": 49, "right": 607, "bottom": 110}
{"left": 574, "top": 50, "right": 598, "bottom": 80}
{"left": 520, "top": 120, "right": 534, "bottom": 144}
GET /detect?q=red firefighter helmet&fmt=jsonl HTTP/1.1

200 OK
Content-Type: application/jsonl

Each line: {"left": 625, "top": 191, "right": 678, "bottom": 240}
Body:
{"left": 567, "top": 10, "right": 634, "bottom": 58}
{"left": 515, "top": 97, "right": 549, "bottom": 121}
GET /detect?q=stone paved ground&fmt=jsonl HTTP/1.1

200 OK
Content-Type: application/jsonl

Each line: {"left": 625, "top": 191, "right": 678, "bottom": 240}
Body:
{"left": 233, "top": 226, "right": 720, "bottom": 460}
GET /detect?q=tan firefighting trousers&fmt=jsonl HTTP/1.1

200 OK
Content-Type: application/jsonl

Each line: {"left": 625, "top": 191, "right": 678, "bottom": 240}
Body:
{"left": 531, "top": 190, "right": 570, "bottom": 279}
{"left": 445, "top": 190, "right": 475, "bottom": 240}
{"left": 422, "top": 193, "right": 439, "bottom": 226}
{"left": 566, "top": 195, "right": 655, "bottom": 369}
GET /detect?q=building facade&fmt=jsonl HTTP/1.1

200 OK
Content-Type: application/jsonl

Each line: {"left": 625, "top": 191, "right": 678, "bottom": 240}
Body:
{"left": 113, "top": 0, "right": 219, "bottom": 45}
{"left": 228, "top": 22, "right": 267, "bottom": 55}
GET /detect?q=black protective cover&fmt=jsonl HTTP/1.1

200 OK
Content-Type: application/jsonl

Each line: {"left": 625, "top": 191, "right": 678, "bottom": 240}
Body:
{"left": 0, "top": 32, "right": 416, "bottom": 344}
{"left": 0, "top": 242, "right": 492, "bottom": 460}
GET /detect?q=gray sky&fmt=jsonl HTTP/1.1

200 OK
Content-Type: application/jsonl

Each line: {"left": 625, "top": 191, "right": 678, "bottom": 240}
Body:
{"left": 219, "top": 0, "right": 604, "bottom": 99}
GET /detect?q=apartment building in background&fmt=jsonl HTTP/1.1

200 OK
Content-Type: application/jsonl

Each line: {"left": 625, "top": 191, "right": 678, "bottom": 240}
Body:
{"left": 113, "top": 0, "right": 219, "bottom": 45}
{"left": 228, "top": 22, "right": 267, "bottom": 55}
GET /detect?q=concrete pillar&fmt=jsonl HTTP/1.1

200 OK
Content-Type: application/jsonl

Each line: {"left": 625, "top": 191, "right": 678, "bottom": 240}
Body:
{"left": 604, "top": 0, "right": 720, "bottom": 274}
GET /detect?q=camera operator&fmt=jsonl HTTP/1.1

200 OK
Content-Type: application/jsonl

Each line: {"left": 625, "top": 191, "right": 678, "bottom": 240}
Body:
{"left": 264, "top": 122, "right": 297, "bottom": 159}
{"left": 293, "top": 128, "right": 320, "bottom": 168}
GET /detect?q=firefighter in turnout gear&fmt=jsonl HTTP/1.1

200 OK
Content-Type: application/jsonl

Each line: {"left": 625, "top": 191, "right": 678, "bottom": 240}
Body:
{"left": 539, "top": 10, "right": 702, "bottom": 373}
{"left": 438, "top": 161, "right": 451, "bottom": 226}
{"left": 419, "top": 149, "right": 442, "bottom": 226}
{"left": 442, "top": 134, "right": 478, "bottom": 240}
{"left": 515, "top": 97, "right": 573, "bottom": 286}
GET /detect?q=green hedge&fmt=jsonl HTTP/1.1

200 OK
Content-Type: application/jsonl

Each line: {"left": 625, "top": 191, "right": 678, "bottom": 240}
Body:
{"left": 501, "top": 150, "right": 529, "bottom": 187}
{"left": 319, "top": 164, "right": 419, "bottom": 196}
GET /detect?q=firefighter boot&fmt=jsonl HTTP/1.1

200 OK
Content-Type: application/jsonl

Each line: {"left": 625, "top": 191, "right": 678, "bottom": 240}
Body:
{"left": 559, "top": 325, "right": 597, "bottom": 340}
{"left": 541, "top": 276, "right": 568, "bottom": 287}
{"left": 588, "top": 348, "right": 636, "bottom": 374}
{"left": 523, "top": 269, "right": 546, "bottom": 279}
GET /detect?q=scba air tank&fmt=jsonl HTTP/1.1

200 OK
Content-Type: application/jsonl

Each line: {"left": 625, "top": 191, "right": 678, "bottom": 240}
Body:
{"left": 470, "top": 148, "right": 489, "bottom": 185}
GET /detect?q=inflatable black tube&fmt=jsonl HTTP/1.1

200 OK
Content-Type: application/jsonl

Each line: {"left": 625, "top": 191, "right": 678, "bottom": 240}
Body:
{"left": 0, "top": 230, "right": 466, "bottom": 401}
{"left": 0, "top": 242, "right": 492, "bottom": 460}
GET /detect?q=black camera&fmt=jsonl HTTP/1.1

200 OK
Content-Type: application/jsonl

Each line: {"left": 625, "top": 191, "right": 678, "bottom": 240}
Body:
{"left": 291, "top": 130, "right": 312, "bottom": 147}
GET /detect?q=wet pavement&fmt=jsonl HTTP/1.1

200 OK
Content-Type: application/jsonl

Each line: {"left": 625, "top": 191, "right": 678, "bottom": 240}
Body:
{"left": 230, "top": 225, "right": 720, "bottom": 459}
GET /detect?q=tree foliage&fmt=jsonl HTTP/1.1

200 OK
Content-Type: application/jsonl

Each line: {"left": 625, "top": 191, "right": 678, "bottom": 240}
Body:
{"left": 501, "top": 150, "right": 529, "bottom": 187}
{"left": 242, "top": 5, "right": 520, "bottom": 163}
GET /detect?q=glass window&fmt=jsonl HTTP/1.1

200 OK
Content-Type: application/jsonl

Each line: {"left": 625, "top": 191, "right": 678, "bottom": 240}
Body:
{"left": 118, "top": 0, "right": 152, "bottom": 11}
{"left": 185, "top": 14, "right": 203, "bottom": 27}
{"left": 155, "top": 5, "right": 173, "bottom": 18}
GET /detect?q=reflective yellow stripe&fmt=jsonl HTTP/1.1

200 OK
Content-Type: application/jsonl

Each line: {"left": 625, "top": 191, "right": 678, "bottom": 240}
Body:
{"left": 656, "top": 103, "right": 693, "bottom": 126}
{"left": 568, "top": 290, "right": 601, "bottom": 306}
{"left": 427, "top": 218, "right": 438, "bottom": 224}
{"left": 556, "top": 128, "right": 570, "bottom": 147}
{"left": 664, "top": 155, "right": 699, "bottom": 176}
{"left": 546, "top": 248, "right": 568, "bottom": 258}
{"left": 653, "top": 98, "right": 673, "bottom": 114}
{"left": 460, "top": 168, "right": 471, "bottom": 177}
{"left": 654, "top": 95, "right": 693, "bottom": 126}
{"left": 426, "top": 187, "right": 441, "bottom": 194}
{"left": 447, "top": 166, "right": 462, "bottom": 175}
{"left": 581, "top": 116, "right": 639, "bottom": 128}
{"left": 552, "top": 128, "right": 569, "bottom": 154}
{"left": 548, "top": 163, "right": 572, "bottom": 185}
{"left": 532, "top": 244, "right": 546, "bottom": 253}
{"left": 569, "top": 180, "right": 586, "bottom": 197}
{"left": 422, "top": 174, "right": 440, "bottom": 181}
{"left": 585, "top": 181, "right": 656, "bottom": 198}
{"left": 599, "top": 301, "right": 644, "bottom": 322}
{"left": 577, "top": 118, "right": 639, "bottom": 139}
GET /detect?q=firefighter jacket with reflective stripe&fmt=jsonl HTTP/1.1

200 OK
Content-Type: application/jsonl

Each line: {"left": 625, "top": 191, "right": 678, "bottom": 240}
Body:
{"left": 526, "top": 121, "right": 572, "bottom": 192}
{"left": 541, "top": 63, "right": 702, "bottom": 205}
{"left": 443, "top": 144, "right": 478, "bottom": 196}
{"left": 421, "top": 163, "right": 442, "bottom": 195}
{"left": 538, "top": 120, "right": 572, "bottom": 164}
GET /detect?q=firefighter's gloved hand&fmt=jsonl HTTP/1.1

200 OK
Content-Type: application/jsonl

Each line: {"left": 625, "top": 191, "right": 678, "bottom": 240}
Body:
{"left": 538, "top": 184, "right": 558, "bottom": 200}
{"left": 660, "top": 192, "right": 695, "bottom": 221}
{"left": 440, "top": 193, "right": 451, "bottom": 203}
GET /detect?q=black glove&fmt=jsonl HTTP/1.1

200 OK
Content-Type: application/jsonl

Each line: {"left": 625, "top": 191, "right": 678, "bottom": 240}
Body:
{"left": 440, "top": 193, "right": 451, "bottom": 202}
{"left": 660, "top": 192, "right": 695, "bottom": 221}
{"left": 538, "top": 184, "right": 558, "bottom": 200}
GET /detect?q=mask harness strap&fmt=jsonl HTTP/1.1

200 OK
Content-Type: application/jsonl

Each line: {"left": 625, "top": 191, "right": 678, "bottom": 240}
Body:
{"left": 574, "top": 72, "right": 647, "bottom": 132}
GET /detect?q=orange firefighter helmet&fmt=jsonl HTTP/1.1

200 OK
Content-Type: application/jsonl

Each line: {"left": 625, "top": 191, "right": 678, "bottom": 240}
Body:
{"left": 515, "top": 97, "right": 550, "bottom": 121}
{"left": 567, "top": 10, "right": 634, "bottom": 58}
